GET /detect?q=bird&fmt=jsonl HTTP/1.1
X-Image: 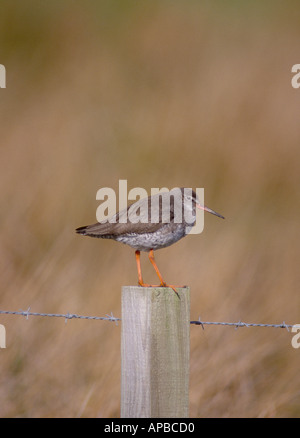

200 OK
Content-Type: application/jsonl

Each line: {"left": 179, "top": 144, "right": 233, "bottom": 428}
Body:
{"left": 76, "top": 187, "right": 224, "bottom": 294}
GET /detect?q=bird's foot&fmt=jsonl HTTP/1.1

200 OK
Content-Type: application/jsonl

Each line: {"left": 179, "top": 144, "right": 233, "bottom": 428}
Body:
{"left": 138, "top": 281, "right": 160, "bottom": 288}
{"left": 138, "top": 280, "right": 181, "bottom": 300}
{"left": 160, "top": 282, "right": 181, "bottom": 300}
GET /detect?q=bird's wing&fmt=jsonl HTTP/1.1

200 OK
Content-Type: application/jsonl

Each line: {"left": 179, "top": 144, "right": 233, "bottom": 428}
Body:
{"left": 76, "top": 191, "right": 180, "bottom": 237}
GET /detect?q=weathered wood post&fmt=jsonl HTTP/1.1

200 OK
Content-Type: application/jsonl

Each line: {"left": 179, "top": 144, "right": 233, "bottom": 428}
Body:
{"left": 121, "top": 286, "right": 190, "bottom": 418}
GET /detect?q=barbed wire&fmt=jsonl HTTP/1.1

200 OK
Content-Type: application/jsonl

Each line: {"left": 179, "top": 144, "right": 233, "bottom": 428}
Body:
{"left": 190, "top": 318, "right": 295, "bottom": 331}
{"left": 0, "top": 309, "right": 296, "bottom": 331}
{"left": 0, "top": 308, "right": 121, "bottom": 325}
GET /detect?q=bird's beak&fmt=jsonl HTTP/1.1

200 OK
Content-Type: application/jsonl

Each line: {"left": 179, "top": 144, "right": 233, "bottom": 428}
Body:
{"left": 196, "top": 203, "right": 225, "bottom": 219}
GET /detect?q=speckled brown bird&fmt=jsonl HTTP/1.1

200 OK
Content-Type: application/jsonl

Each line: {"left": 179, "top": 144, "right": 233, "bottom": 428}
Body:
{"left": 76, "top": 187, "right": 224, "bottom": 292}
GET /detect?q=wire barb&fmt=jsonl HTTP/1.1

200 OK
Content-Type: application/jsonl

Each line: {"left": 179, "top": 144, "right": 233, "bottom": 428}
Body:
{"left": 105, "top": 312, "right": 119, "bottom": 326}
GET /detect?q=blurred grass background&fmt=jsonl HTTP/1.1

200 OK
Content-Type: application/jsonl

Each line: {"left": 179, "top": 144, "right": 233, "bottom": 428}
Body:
{"left": 0, "top": 0, "right": 300, "bottom": 417}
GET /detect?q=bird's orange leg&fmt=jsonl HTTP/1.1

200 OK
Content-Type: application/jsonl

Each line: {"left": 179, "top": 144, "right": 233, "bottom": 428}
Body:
{"left": 135, "top": 250, "right": 160, "bottom": 287}
{"left": 135, "top": 250, "right": 181, "bottom": 298}
{"left": 148, "top": 249, "right": 166, "bottom": 286}
{"left": 148, "top": 249, "right": 180, "bottom": 298}
{"left": 135, "top": 250, "right": 144, "bottom": 286}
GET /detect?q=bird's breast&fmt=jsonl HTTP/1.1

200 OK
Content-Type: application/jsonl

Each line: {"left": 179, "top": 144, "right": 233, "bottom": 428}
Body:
{"left": 115, "top": 223, "right": 187, "bottom": 251}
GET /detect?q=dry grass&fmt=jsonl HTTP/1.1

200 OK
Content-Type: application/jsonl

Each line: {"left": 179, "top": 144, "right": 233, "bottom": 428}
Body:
{"left": 0, "top": 1, "right": 300, "bottom": 417}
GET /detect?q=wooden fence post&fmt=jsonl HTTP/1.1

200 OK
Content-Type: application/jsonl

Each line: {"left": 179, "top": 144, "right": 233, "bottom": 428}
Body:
{"left": 121, "top": 286, "right": 190, "bottom": 418}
